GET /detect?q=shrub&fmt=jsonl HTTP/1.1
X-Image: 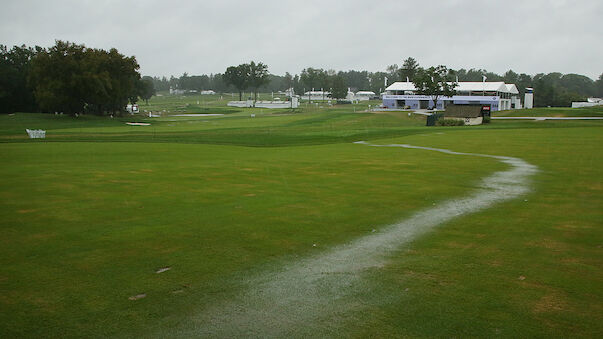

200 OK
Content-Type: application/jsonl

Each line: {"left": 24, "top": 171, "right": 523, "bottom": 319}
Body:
{"left": 483, "top": 116, "right": 491, "bottom": 123}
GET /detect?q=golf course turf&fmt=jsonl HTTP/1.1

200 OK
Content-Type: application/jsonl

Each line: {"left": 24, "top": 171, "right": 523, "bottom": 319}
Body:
{"left": 1, "top": 99, "right": 601, "bottom": 337}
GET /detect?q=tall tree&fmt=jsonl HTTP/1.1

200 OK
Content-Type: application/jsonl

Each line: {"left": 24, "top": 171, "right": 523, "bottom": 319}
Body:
{"left": 223, "top": 64, "right": 249, "bottom": 100}
{"left": 28, "top": 41, "right": 140, "bottom": 115}
{"left": 317, "top": 69, "right": 330, "bottom": 101}
{"left": 456, "top": 68, "right": 487, "bottom": 81}
{"left": 412, "top": 65, "right": 457, "bottom": 110}
{"left": 28, "top": 41, "right": 87, "bottom": 115}
{"left": 338, "top": 70, "right": 369, "bottom": 91}
{"left": 386, "top": 64, "right": 399, "bottom": 82}
{"left": 300, "top": 67, "right": 322, "bottom": 92}
{"left": 560, "top": 74, "right": 596, "bottom": 97}
{"left": 399, "top": 57, "right": 419, "bottom": 82}
{"left": 503, "top": 70, "right": 519, "bottom": 85}
{"left": 365, "top": 71, "right": 388, "bottom": 94}
{"left": 516, "top": 73, "right": 532, "bottom": 95}
{"left": 329, "top": 75, "right": 348, "bottom": 100}
{"left": 0, "top": 44, "right": 41, "bottom": 113}
{"left": 138, "top": 76, "right": 156, "bottom": 104}
{"left": 247, "top": 61, "right": 270, "bottom": 102}
{"left": 283, "top": 72, "right": 293, "bottom": 90}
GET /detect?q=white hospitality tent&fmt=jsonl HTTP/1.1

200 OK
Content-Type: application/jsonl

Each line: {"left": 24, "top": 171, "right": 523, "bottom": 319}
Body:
{"left": 385, "top": 81, "right": 518, "bottom": 96}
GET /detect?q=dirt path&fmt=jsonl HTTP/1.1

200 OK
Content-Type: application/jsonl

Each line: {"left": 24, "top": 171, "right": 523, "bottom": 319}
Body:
{"left": 170, "top": 142, "right": 538, "bottom": 338}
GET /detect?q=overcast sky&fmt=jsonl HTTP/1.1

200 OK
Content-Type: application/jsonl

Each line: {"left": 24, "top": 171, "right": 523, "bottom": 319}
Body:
{"left": 1, "top": 0, "right": 601, "bottom": 79}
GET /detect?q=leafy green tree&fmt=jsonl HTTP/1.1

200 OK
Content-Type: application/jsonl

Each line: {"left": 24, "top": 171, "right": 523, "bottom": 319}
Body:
{"left": 484, "top": 71, "right": 502, "bottom": 82}
{"left": 224, "top": 64, "right": 249, "bottom": 100}
{"left": 338, "top": 70, "right": 369, "bottom": 92}
{"left": 150, "top": 76, "right": 170, "bottom": 92}
{"left": 179, "top": 74, "right": 210, "bottom": 92}
{"left": 283, "top": 72, "right": 293, "bottom": 90}
{"left": 516, "top": 73, "right": 532, "bottom": 95}
{"left": 104, "top": 47, "right": 141, "bottom": 114}
{"left": 329, "top": 75, "right": 348, "bottom": 99}
{"left": 317, "top": 70, "right": 331, "bottom": 101}
{"left": 138, "top": 76, "right": 156, "bottom": 104}
{"left": 531, "top": 72, "right": 588, "bottom": 107}
{"left": 368, "top": 71, "right": 388, "bottom": 94}
{"left": 455, "top": 68, "right": 487, "bottom": 81}
{"left": 28, "top": 41, "right": 87, "bottom": 115}
{"left": 399, "top": 57, "right": 419, "bottom": 82}
{"left": 300, "top": 67, "right": 322, "bottom": 92}
{"left": 412, "top": 65, "right": 457, "bottom": 109}
{"left": 211, "top": 73, "right": 231, "bottom": 93}
{"left": 386, "top": 64, "right": 399, "bottom": 82}
{"left": 0, "top": 44, "right": 41, "bottom": 113}
{"left": 247, "top": 61, "right": 270, "bottom": 102}
{"left": 560, "top": 74, "right": 596, "bottom": 97}
{"left": 503, "top": 70, "right": 519, "bottom": 85}
{"left": 28, "top": 41, "right": 140, "bottom": 115}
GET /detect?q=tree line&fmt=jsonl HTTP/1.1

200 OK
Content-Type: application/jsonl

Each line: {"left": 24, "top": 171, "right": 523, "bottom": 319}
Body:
{"left": 3, "top": 42, "right": 602, "bottom": 113}
{"left": 159, "top": 57, "right": 603, "bottom": 107}
{"left": 0, "top": 41, "right": 154, "bottom": 115}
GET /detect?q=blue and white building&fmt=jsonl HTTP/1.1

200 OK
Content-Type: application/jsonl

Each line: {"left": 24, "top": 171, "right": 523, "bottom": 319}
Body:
{"left": 382, "top": 81, "right": 521, "bottom": 111}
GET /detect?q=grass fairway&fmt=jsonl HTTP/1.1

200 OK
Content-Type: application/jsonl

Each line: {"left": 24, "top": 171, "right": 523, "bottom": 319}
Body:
{"left": 1, "top": 103, "right": 602, "bottom": 337}
{"left": 494, "top": 105, "right": 603, "bottom": 117}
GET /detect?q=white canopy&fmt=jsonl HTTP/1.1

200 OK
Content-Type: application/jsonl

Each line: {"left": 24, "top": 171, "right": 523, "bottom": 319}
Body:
{"left": 505, "top": 84, "right": 519, "bottom": 94}
{"left": 386, "top": 81, "right": 518, "bottom": 94}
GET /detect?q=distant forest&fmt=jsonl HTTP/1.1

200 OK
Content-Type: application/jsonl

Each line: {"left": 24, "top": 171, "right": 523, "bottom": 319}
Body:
{"left": 152, "top": 57, "right": 603, "bottom": 108}
{"left": 2, "top": 40, "right": 603, "bottom": 114}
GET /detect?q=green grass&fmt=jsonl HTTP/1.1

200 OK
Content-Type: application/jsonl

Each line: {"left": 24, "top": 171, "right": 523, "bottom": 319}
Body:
{"left": 345, "top": 126, "right": 603, "bottom": 337}
{"left": 494, "top": 105, "right": 603, "bottom": 117}
{"left": 1, "top": 99, "right": 602, "bottom": 337}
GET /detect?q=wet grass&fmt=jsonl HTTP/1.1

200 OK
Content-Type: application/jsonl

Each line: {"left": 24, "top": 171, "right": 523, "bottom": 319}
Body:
{"left": 494, "top": 105, "right": 603, "bottom": 117}
{"left": 346, "top": 126, "right": 603, "bottom": 338}
{"left": 1, "top": 103, "right": 602, "bottom": 337}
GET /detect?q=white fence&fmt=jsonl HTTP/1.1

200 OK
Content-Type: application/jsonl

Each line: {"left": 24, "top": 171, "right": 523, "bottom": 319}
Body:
{"left": 227, "top": 100, "right": 254, "bottom": 108}
{"left": 26, "top": 129, "right": 46, "bottom": 138}
{"left": 571, "top": 102, "right": 602, "bottom": 108}
{"left": 227, "top": 97, "right": 299, "bottom": 109}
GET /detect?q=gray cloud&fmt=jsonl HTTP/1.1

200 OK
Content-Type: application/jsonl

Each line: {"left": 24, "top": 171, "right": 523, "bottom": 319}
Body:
{"left": 1, "top": 0, "right": 601, "bottom": 79}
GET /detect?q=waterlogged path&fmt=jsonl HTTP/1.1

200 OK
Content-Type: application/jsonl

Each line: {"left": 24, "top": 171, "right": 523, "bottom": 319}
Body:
{"left": 173, "top": 143, "right": 538, "bottom": 338}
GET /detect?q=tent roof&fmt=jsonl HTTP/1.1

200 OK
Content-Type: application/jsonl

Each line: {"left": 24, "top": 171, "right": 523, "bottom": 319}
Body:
{"left": 505, "top": 84, "right": 519, "bottom": 94}
{"left": 385, "top": 82, "right": 415, "bottom": 91}
{"left": 385, "top": 81, "right": 517, "bottom": 93}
